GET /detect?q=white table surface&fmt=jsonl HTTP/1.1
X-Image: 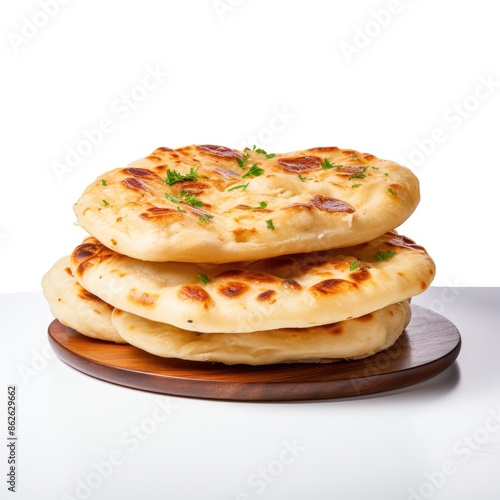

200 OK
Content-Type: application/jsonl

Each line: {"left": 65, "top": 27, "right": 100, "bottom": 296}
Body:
{"left": 1, "top": 287, "right": 499, "bottom": 500}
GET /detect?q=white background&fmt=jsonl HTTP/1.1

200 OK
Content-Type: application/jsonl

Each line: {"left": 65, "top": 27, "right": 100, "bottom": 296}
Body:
{"left": 1, "top": 0, "right": 500, "bottom": 292}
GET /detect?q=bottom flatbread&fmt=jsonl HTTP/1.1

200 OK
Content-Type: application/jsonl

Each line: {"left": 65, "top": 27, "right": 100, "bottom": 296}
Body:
{"left": 111, "top": 301, "right": 411, "bottom": 365}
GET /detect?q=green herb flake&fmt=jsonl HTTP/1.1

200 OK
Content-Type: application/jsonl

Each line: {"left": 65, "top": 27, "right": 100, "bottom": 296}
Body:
{"left": 351, "top": 183, "right": 361, "bottom": 188}
{"left": 320, "top": 158, "right": 342, "bottom": 170}
{"left": 349, "top": 261, "right": 358, "bottom": 272}
{"left": 198, "top": 214, "right": 213, "bottom": 224}
{"left": 180, "top": 191, "right": 203, "bottom": 207}
{"left": 298, "top": 174, "right": 310, "bottom": 182}
{"left": 348, "top": 172, "right": 366, "bottom": 180}
{"left": 177, "top": 206, "right": 186, "bottom": 213}
{"left": 236, "top": 154, "right": 250, "bottom": 169}
{"left": 102, "top": 199, "right": 109, "bottom": 207}
{"left": 387, "top": 188, "right": 395, "bottom": 195}
{"left": 242, "top": 164, "right": 264, "bottom": 178}
{"left": 266, "top": 219, "right": 275, "bottom": 230}
{"left": 371, "top": 166, "right": 380, "bottom": 170}
{"left": 374, "top": 250, "right": 397, "bottom": 261}
{"left": 101, "top": 179, "right": 107, "bottom": 186}
{"left": 384, "top": 172, "right": 389, "bottom": 177}
{"left": 165, "top": 193, "right": 181, "bottom": 204}
{"left": 165, "top": 167, "right": 199, "bottom": 186}
{"left": 227, "top": 182, "right": 249, "bottom": 192}
{"left": 198, "top": 273, "right": 211, "bottom": 284}
{"left": 249, "top": 201, "right": 268, "bottom": 210}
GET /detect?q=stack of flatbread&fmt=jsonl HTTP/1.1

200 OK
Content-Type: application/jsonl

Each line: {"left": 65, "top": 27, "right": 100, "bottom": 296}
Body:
{"left": 42, "top": 145, "right": 435, "bottom": 365}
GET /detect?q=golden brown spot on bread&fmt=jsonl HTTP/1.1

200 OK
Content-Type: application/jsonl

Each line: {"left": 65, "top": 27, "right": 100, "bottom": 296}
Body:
{"left": 218, "top": 281, "right": 249, "bottom": 298}
{"left": 280, "top": 279, "right": 302, "bottom": 291}
{"left": 213, "top": 270, "right": 277, "bottom": 284}
{"left": 140, "top": 207, "right": 178, "bottom": 219}
{"left": 178, "top": 285, "right": 211, "bottom": 305}
{"left": 325, "top": 325, "right": 343, "bottom": 336}
{"left": 64, "top": 267, "right": 73, "bottom": 277}
{"left": 128, "top": 289, "right": 158, "bottom": 308}
{"left": 306, "top": 146, "right": 340, "bottom": 154}
{"left": 122, "top": 177, "right": 148, "bottom": 191}
{"left": 256, "top": 290, "right": 276, "bottom": 303}
{"left": 311, "top": 279, "right": 357, "bottom": 295}
{"left": 213, "top": 167, "right": 240, "bottom": 179}
{"left": 421, "top": 281, "right": 427, "bottom": 290}
{"left": 356, "top": 313, "right": 374, "bottom": 322}
{"left": 123, "top": 167, "right": 158, "bottom": 178}
{"left": 72, "top": 240, "right": 115, "bottom": 276}
{"left": 386, "top": 234, "right": 425, "bottom": 251}
{"left": 173, "top": 181, "right": 209, "bottom": 195}
{"left": 232, "top": 228, "right": 257, "bottom": 242}
{"left": 77, "top": 288, "right": 102, "bottom": 303}
{"left": 156, "top": 147, "right": 175, "bottom": 153}
{"left": 349, "top": 269, "right": 371, "bottom": 283}
{"left": 309, "top": 195, "right": 355, "bottom": 213}
{"left": 335, "top": 166, "right": 366, "bottom": 176}
{"left": 198, "top": 144, "right": 242, "bottom": 159}
{"left": 277, "top": 155, "right": 321, "bottom": 173}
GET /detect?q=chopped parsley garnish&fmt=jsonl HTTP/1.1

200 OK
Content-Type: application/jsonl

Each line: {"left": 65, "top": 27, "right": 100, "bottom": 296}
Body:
{"left": 249, "top": 201, "right": 268, "bottom": 210}
{"left": 179, "top": 190, "right": 203, "bottom": 207}
{"left": 166, "top": 191, "right": 203, "bottom": 207}
{"left": 320, "top": 158, "right": 342, "bottom": 170}
{"left": 352, "top": 183, "right": 361, "bottom": 188}
{"left": 177, "top": 206, "right": 186, "bottom": 213}
{"left": 227, "top": 182, "right": 249, "bottom": 192}
{"left": 236, "top": 154, "right": 250, "bottom": 169}
{"left": 348, "top": 172, "right": 366, "bottom": 180}
{"left": 198, "top": 214, "right": 213, "bottom": 224}
{"left": 102, "top": 199, "right": 109, "bottom": 207}
{"left": 387, "top": 188, "right": 395, "bottom": 195}
{"left": 165, "top": 193, "right": 182, "bottom": 204}
{"left": 374, "top": 250, "right": 396, "bottom": 261}
{"left": 371, "top": 166, "right": 380, "bottom": 170}
{"left": 101, "top": 179, "right": 107, "bottom": 186}
{"left": 298, "top": 174, "right": 310, "bottom": 182}
{"left": 242, "top": 164, "right": 264, "bottom": 178}
{"left": 165, "top": 167, "right": 199, "bottom": 186}
{"left": 245, "top": 145, "right": 276, "bottom": 159}
{"left": 266, "top": 219, "right": 275, "bottom": 230}
{"left": 198, "top": 273, "right": 211, "bottom": 284}
{"left": 349, "top": 261, "right": 358, "bottom": 271}
{"left": 384, "top": 172, "right": 389, "bottom": 177}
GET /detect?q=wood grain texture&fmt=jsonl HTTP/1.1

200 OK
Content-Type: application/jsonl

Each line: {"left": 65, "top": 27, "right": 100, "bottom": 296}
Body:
{"left": 47, "top": 305, "right": 461, "bottom": 401}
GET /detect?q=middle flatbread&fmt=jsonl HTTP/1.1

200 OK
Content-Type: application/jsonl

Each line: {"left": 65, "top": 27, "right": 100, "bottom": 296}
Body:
{"left": 70, "top": 231, "right": 434, "bottom": 333}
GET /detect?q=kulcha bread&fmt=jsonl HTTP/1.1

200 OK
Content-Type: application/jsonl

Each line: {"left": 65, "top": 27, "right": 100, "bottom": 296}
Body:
{"left": 41, "top": 256, "right": 126, "bottom": 343}
{"left": 111, "top": 301, "right": 411, "bottom": 365}
{"left": 73, "top": 145, "right": 420, "bottom": 263}
{"left": 69, "top": 232, "right": 435, "bottom": 334}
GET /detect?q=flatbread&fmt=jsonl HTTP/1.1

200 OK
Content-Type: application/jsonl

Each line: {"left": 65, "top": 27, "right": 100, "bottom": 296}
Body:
{"left": 73, "top": 145, "right": 420, "bottom": 262}
{"left": 41, "top": 255, "right": 126, "bottom": 343}
{"left": 111, "top": 301, "right": 411, "bottom": 365}
{"left": 69, "top": 232, "right": 434, "bottom": 333}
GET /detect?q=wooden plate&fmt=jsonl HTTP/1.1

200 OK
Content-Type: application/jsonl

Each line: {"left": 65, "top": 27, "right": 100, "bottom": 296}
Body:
{"left": 47, "top": 305, "right": 461, "bottom": 401}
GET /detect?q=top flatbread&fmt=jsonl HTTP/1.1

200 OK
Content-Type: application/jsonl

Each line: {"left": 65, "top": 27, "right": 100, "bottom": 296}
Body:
{"left": 69, "top": 231, "right": 434, "bottom": 333}
{"left": 74, "top": 145, "right": 419, "bottom": 263}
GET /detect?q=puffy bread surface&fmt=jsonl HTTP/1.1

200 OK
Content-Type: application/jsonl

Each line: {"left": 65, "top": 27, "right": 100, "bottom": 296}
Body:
{"left": 74, "top": 145, "right": 420, "bottom": 262}
{"left": 111, "top": 301, "right": 411, "bottom": 365}
{"left": 41, "top": 256, "right": 126, "bottom": 343}
{"left": 70, "top": 232, "right": 434, "bottom": 333}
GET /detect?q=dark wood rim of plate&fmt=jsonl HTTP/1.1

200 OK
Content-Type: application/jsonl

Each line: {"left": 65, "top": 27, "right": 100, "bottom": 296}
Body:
{"left": 47, "top": 304, "right": 461, "bottom": 402}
